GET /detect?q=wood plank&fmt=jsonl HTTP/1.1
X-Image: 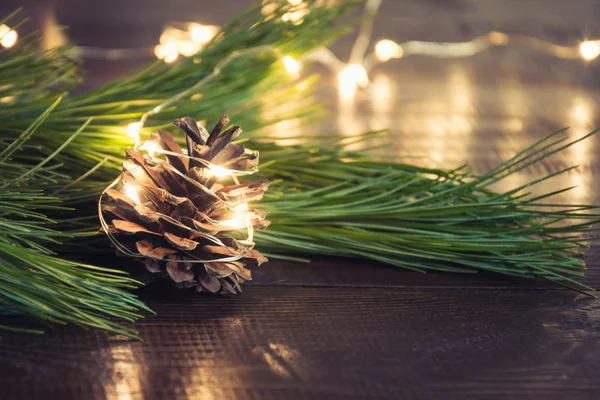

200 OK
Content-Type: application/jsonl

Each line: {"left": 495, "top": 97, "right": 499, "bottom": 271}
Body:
{"left": 253, "top": 249, "right": 600, "bottom": 291}
{"left": 1, "top": 286, "right": 599, "bottom": 400}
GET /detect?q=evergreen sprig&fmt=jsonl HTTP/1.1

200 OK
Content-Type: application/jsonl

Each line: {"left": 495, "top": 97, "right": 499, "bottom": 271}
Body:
{"left": 0, "top": 99, "right": 150, "bottom": 338}
{"left": 0, "top": 0, "right": 597, "bottom": 339}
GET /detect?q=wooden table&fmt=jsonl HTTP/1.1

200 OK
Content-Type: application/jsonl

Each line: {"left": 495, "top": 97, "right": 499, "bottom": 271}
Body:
{"left": 1, "top": 1, "right": 600, "bottom": 399}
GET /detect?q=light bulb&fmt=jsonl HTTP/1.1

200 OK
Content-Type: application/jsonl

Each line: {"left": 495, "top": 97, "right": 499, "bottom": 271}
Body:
{"left": 282, "top": 56, "right": 301, "bottom": 76}
{"left": 234, "top": 203, "right": 248, "bottom": 212}
{"left": 124, "top": 183, "right": 141, "bottom": 204}
{"left": 261, "top": 3, "right": 278, "bottom": 16}
{"left": 126, "top": 122, "right": 142, "bottom": 146}
{"left": 338, "top": 64, "right": 369, "bottom": 89}
{"left": 580, "top": 40, "right": 600, "bottom": 61}
{"left": 154, "top": 43, "right": 178, "bottom": 60}
{"left": 159, "top": 27, "right": 185, "bottom": 45}
{"left": 221, "top": 218, "right": 246, "bottom": 230}
{"left": 189, "top": 23, "right": 217, "bottom": 44}
{"left": 488, "top": 31, "right": 509, "bottom": 46}
{"left": 375, "top": 39, "right": 402, "bottom": 62}
{"left": 178, "top": 41, "right": 202, "bottom": 57}
{"left": 209, "top": 164, "right": 234, "bottom": 178}
{"left": 0, "top": 25, "right": 18, "bottom": 48}
{"left": 141, "top": 140, "right": 161, "bottom": 158}
{"left": 164, "top": 51, "right": 179, "bottom": 63}
{"left": 282, "top": 10, "right": 307, "bottom": 25}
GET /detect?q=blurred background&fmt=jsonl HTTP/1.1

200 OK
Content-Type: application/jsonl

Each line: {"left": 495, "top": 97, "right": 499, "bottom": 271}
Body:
{"left": 2, "top": 0, "right": 600, "bottom": 202}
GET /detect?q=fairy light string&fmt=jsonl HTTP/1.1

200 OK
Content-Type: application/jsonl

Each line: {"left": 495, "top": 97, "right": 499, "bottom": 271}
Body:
{"left": 100, "top": 45, "right": 282, "bottom": 265}
{"left": 98, "top": 134, "right": 261, "bottom": 264}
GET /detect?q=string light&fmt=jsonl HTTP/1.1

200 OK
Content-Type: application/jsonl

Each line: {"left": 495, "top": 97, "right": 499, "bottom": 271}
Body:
{"left": 220, "top": 218, "right": 246, "bottom": 230}
{"left": 163, "top": 51, "right": 179, "bottom": 63}
{"left": 189, "top": 23, "right": 218, "bottom": 45}
{"left": 154, "top": 42, "right": 178, "bottom": 61}
{"left": 140, "top": 140, "right": 161, "bottom": 158}
{"left": 234, "top": 203, "right": 249, "bottom": 212}
{"left": 302, "top": 0, "right": 600, "bottom": 91}
{"left": 580, "top": 40, "right": 600, "bottom": 61}
{"left": 282, "top": 56, "right": 301, "bottom": 76}
{"left": 261, "top": 0, "right": 310, "bottom": 25}
{"left": 125, "top": 122, "right": 142, "bottom": 147}
{"left": 338, "top": 64, "right": 369, "bottom": 89}
{"left": 152, "top": 23, "right": 218, "bottom": 63}
{"left": 374, "top": 39, "right": 403, "bottom": 62}
{"left": 208, "top": 164, "right": 235, "bottom": 178}
{"left": 0, "top": 24, "right": 18, "bottom": 48}
{"left": 124, "top": 183, "right": 141, "bottom": 205}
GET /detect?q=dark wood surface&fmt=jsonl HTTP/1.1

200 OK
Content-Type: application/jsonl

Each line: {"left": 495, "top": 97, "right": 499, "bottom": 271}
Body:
{"left": 2, "top": 1, "right": 600, "bottom": 399}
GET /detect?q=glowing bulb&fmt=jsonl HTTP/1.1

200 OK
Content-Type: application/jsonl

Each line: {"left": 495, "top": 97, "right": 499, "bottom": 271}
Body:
{"left": 209, "top": 164, "right": 234, "bottom": 178}
{"left": 164, "top": 51, "right": 179, "bottom": 63}
{"left": 234, "top": 203, "right": 248, "bottom": 212}
{"left": 159, "top": 27, "right": 185, "bottom": 45}
{"left": 282, "top": 56, "right": 301, "bottom": 76}
{"left": 375, "top": 39, "right": 402, "bottom": 62}
{"left": 124, "top": 183, "right": 141, "bottom": 204}
{"left": 178, "top": 41, "right": 202, "bottom": 57}
{"left": 0, "top": 25, "right": 18, "bottom": 48}
{"left": 488, "top": 31, "right": 509, "bottom": 46}
{"left": 189, "top": 23, "right": 217, "bottom": 44}
{"left": 154, "top": 43, "right": 177, "bottom": 59}
{"left": 338, "top": 64, "right": 369, "bottom": 89}
{"left": 261, "top": 3, "right": 278, "bottom": 16}
{"left": 580, "top": 40, "right": 600, "bottom": 61}
{"left": 141, "top": 140, "right": 161, "bottom": 158}
{"left": 221, "top": 218, "right": 246, "bottom": 229}
{"left": 126, "top": 122, "right": 142, "bottom": 146}
{"left": 282, "top": 10, "right": 307, "bottom": 25}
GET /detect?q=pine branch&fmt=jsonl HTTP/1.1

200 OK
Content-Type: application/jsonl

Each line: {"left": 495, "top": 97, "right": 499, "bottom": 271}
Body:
{"left": 0, "top": 99, "right": 150, "bottom": 338}
{"left": 1, "top": 0, "right": 598, "bottom": 301}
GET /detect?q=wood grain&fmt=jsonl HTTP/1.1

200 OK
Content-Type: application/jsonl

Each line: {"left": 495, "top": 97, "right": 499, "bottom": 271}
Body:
{"left": 1, "top": 287, "right": 599, "bottom": 400}
{"left": 1, "top": 0, "right": 600, "bottom": 399}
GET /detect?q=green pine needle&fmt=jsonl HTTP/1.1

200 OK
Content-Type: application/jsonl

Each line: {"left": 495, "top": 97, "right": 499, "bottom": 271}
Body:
{"left": 0, "top": 0, "right": 597, "bottom": 342}
{"left": 0, "top": 99, "right": 149, "bottom": 338}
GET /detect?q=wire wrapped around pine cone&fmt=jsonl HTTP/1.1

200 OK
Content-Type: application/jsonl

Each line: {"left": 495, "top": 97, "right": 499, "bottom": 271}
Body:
{"left": 99, "top": 115, "right": 270, "bottom": 294}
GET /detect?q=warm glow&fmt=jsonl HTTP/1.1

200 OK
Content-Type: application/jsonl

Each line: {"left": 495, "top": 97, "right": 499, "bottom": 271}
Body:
{"left": 154, "top": 42, "right": 180, "bottom": 62}
{"left": 338, "top": 64, "right": 369, "bottom": 89}
{"left": 154, "top": 43, "right": 177, "bottom": 60}
{"left": 282, "top": 56, "right": 301, "bottom": 76}
{"left": 159, "top": 27, "right": 184, "bottom": 45}
{"left": 580, "top": 40, "right": 600, "bottom": 61}
{"left": 141, "top": 140, "right": 161, "bottom": 158}
{"left": 189, "top": 23, "right": 217, "bottom": 44}
{"left": 177, "top": 41, "right": 202, "bottom": 57}
{"left": 124, "top": 183, "right": 141, "bottom": 205}
{"left": 282, "top": 10, "right": 307, "bottom": 25}
{"left": 261, "top": 3, "right": 278, "bottom": 16}
{"left": 209, "top": 164, "right": 234, "bottom": 178}
{"left": 0, "top": 24, "right": 18, "bottom": 48}
{"left": 164, "top": 51, "right": 179, "bottom": 63}
{"left": 375, "top": 39, "right": 402, "bottom": 62}
{"left": 288, "top": 0, "right": 303, "bottom": 5}
{"left": 234, "top": 203, "right": 248, "bottom": 212}
{"left": 488, "top": 31, "right": 509, "bottom": 46}
{"left": 220, "top": 218, "right": 246, "bottom": 230}
{"left": 126, "top": 122, "right": 142, "bottom": 146}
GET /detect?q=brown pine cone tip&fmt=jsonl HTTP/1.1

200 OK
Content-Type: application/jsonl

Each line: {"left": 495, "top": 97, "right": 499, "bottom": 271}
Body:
{"left": 101, "top": 115, "right": 270, "bottom": 294}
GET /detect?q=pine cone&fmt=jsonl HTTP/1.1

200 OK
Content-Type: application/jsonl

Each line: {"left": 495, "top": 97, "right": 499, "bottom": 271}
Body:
{"left": 100, "top": 116, "right": 270, "bottom": 294}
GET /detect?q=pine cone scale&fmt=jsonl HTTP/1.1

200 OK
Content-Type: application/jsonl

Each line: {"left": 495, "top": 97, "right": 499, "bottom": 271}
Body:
{"left": 101, "top": 115, "right": 269, "bottom": 294}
